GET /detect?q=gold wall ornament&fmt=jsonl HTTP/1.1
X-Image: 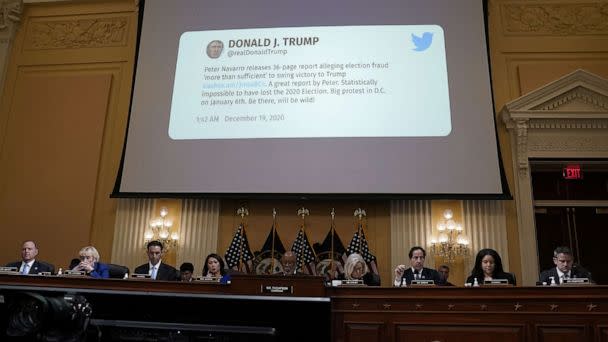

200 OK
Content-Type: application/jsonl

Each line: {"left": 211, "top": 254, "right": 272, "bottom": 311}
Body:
{"left": 25, "top": 17, "right": 128, "bottom": 50}
{"left": 0, "top": 0, "right": 22, "bottom": 32}
{"left": 501, "top": 3, "right": 608, "bottom": 35}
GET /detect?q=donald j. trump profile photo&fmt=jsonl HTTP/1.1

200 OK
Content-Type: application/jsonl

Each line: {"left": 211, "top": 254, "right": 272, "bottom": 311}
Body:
{"left": 206, "top": 40, "right": 224, "bottom": 58}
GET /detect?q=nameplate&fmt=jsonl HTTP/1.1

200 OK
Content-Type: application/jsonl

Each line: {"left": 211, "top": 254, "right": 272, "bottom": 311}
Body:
{"left": 261, "top": 285, "right": 293, "bottom": 294}
{"left": 410, "top": 279, "right": 435, "bottom": 286}
{"left": 484, "top": 279, "right": 510, "bottom": 286}
{"left": 37, "top": 272, "right": 52, "bottom": 276}
{"left": 331, "top": 279, "right": 364, "bottom": 286}
{"left": 562, "top": 278, "right": 590, "bottom": 285}
{"left": 63, "top": 270, "right": 86, "bottom": 276}
{"left": 131, "top": 273, "right": 151, "bottom": 279}
{"left": 0, "top": 267, "right": 18, "bottom": 274}
{"left": 194, "top": 276, "right": 221, "bottom": 283}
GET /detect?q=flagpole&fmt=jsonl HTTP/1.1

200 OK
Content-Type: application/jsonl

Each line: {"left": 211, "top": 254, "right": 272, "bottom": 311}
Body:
{"left": 297, "top": 207, "right": 310, "bottom": 273}
{"left": 330, "top": 208, "right": 336, "bottom": 279}
{"left": 271, "top": 208, "right": 277, "bottom": 274}
{"left": 354, "top": 208, "right": 366, "bottom": 255}
{"left": 237, "top": 206, "right": 249, "bottom": 273}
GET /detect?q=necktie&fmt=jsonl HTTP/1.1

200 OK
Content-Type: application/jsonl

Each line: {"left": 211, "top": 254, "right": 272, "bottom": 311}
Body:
{"left": 414, "top": 271, "right": 419, "bottom": 280}
{"left": 22, "top": 264, "right": 29, "bottom": 275}
{"left": 151, "top": 266, "right": 157, "bottom": 280}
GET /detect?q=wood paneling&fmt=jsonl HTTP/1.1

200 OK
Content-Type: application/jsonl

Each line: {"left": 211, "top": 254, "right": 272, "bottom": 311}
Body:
{"left": 396, "top": 324, "right": 522, "bottom": 342}
{"left": 2, "top": 277, "right": 608, "bottom": 342}
{"left": 330, "top": 286, "right": 608, "bottom": 342}
{"left": 536, "top": 325, "right": 588, "bottom": 342}
{"left": 0, "top": 70, "right": 111, "bottom": 268}
{"left": 0, "top": 0, "right": 138, "bottom": 266}
{"left": 599, "top": 326, "right": 608, "bottom": 342}
{"left": 345, "top": 322, "right": 384, "bottom": 342}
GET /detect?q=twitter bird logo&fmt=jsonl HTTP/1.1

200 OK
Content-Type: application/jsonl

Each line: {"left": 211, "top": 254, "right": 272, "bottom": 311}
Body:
{"left": 411, "top": 32, "right": 433, "bottom": 51}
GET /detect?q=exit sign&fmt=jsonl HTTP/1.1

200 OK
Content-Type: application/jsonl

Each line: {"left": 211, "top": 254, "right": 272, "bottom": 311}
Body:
{"left": 563, "top": 164, "right": 582, "bottom": 179}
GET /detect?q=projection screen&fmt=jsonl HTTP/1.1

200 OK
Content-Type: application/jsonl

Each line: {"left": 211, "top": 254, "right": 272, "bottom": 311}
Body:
{"left": 114, "top": 0, "right": 509, "bottom": 198}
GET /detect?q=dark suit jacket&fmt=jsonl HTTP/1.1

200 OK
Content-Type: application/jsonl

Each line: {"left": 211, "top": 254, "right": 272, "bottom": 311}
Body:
{"left": 466, "top": 272, "right": 516, "bottom": 286}
{"left": 539, "top": 266, "right": 592, "bottom": 285}
{"left": 134, "top": 262, "right": 179, "bottom": 281}
{"left": 400, "top": 267, "right": 441, "bottom": 286}
{"left": 6, "top": 260, "right": 54, "bottom": 275}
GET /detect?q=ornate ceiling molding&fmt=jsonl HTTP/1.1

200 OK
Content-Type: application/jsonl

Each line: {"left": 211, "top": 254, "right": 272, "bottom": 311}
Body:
{"left": 528, "top": 135, "right": 608, "bottom": 153}
{"left": 501, "top": 2, "right": 608, "bottom": 35}
{"left": 531, "top": 87, "right": 608, "bottom": 111}
{"left": 528, "top": 118, "right": 608, "bottom": 130}
{"left": 25, "top": 16, "right": 128, "bottom": 49}
{"left": 0, "top": 0, "right": 23, "bottom": 42}
{"left": 503, "top": 69, "right": 608, "bottom": 121}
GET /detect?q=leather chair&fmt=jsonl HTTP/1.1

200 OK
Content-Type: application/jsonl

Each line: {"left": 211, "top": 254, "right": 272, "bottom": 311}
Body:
{"left": 106, "top": 264, "right": 129, "bottom": 279}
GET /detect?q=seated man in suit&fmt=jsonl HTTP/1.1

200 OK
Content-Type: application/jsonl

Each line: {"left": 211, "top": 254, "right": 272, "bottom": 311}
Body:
{"left": 393, "top": 246, "right": 440, "bottom": 286}
{"left": 437, "top": 264, "right": 455, "bottom": 286}
{"left": 134, "top": 240, "right": 179, "bottom": 281}
{"left": 280, "top": 251, "right": 299, "bottom": 276}
{"left": 6, "top": 240, "right": 54, "bottom": 275}
{"left": 539, "top": 246, "right": 593, "bottom": 285}
{"left": 179, "top": 262, "right": 194, "bottom": 282}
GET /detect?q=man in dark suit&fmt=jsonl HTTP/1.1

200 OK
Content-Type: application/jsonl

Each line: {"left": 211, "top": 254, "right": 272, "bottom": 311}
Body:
{"left": 394, "top": 246, "right": 441, "bottom": 286}
{"left": 134, "top": 241, "right": 179, "bottom": 281}
{"left": 280, "top": 251, "right": 302, "bottom": 276}
{"left": 437, "top": 264, "right": 455, "bottom": 286}
{"left": 6, "top": 240, "right": 54, "bottom": 275}
{"left": 539, "top": 246, "right": 593, "bottom": 285}
{"left": 179, "top": 262, "right": 194, "bottom": 282}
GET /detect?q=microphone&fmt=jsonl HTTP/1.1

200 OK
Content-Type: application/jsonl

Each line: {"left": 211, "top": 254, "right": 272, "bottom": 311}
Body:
{"left": 414, "top": 269, "right": 419, "bottom": 281}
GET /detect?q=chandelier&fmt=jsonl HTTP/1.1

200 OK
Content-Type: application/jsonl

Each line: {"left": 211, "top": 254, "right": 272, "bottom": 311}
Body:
{"left": 429, "top": 209, "right": 469, "bottom": 264}
{"left": 144, "top": 207, "right": 179, "bottom": 251}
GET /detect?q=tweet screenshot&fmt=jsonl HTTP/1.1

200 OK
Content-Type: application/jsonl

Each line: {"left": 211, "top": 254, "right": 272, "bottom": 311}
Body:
{"left": 168, "top": 25, "right": 450, "bottom": 140}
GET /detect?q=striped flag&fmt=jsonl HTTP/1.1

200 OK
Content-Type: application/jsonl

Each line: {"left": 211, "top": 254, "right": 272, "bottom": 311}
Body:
{"left": 346, "top": 224, "right": 379, "bottom": 275}
{"left": 224, "top": 224, "right": 254, "bottom": 273}
{"left": 291, "top": 228, "right": 317, "bottom": 275}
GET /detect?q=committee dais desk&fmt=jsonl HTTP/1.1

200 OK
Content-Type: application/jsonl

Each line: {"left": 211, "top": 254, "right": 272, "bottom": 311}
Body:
{"left": 1, "top": 274, "right": 607, "bottom": 342}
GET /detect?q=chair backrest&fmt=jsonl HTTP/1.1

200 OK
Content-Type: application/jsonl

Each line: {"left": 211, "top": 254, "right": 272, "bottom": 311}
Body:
{"left": 39, "top": 261, "right": 55, "bottom": 275}
{"left": 107, "top": 263, "right": 129, "bottom": 279}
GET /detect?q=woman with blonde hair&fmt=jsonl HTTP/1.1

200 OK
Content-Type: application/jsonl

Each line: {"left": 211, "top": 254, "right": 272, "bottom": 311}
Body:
{"left": 71, "top": 246, "right": 109, "bottom": 279}
{"left": 339, "top": 253, "right": 380, "bottom": 286}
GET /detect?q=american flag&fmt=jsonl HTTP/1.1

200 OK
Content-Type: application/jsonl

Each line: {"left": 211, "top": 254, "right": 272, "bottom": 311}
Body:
{"left": 224, "top": 224, "right": 254, "bottom": 272}
{"left": 346, "top": 224, "right": 379, "bottom": 275}
{"left": 291, "top": 228, "right": 317, "bottom": 275}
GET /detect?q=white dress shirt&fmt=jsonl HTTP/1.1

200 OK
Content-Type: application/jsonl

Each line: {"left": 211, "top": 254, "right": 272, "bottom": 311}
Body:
{"left": 20, "top": 260, "right": 35, "bottom": 275}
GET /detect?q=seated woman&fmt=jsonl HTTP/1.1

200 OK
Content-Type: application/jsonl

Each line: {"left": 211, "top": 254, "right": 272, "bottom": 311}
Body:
{"left": 71, "top": 246, "right": 109, "bottom": 279}
{"left": 466, "top": 248, "right": 516, "bottom": 285}
{"left": 337, "top": 253, "right": 380, "bottom": 286}
{"left": 202, "top": 253, "right": 231, "bottom": 284}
